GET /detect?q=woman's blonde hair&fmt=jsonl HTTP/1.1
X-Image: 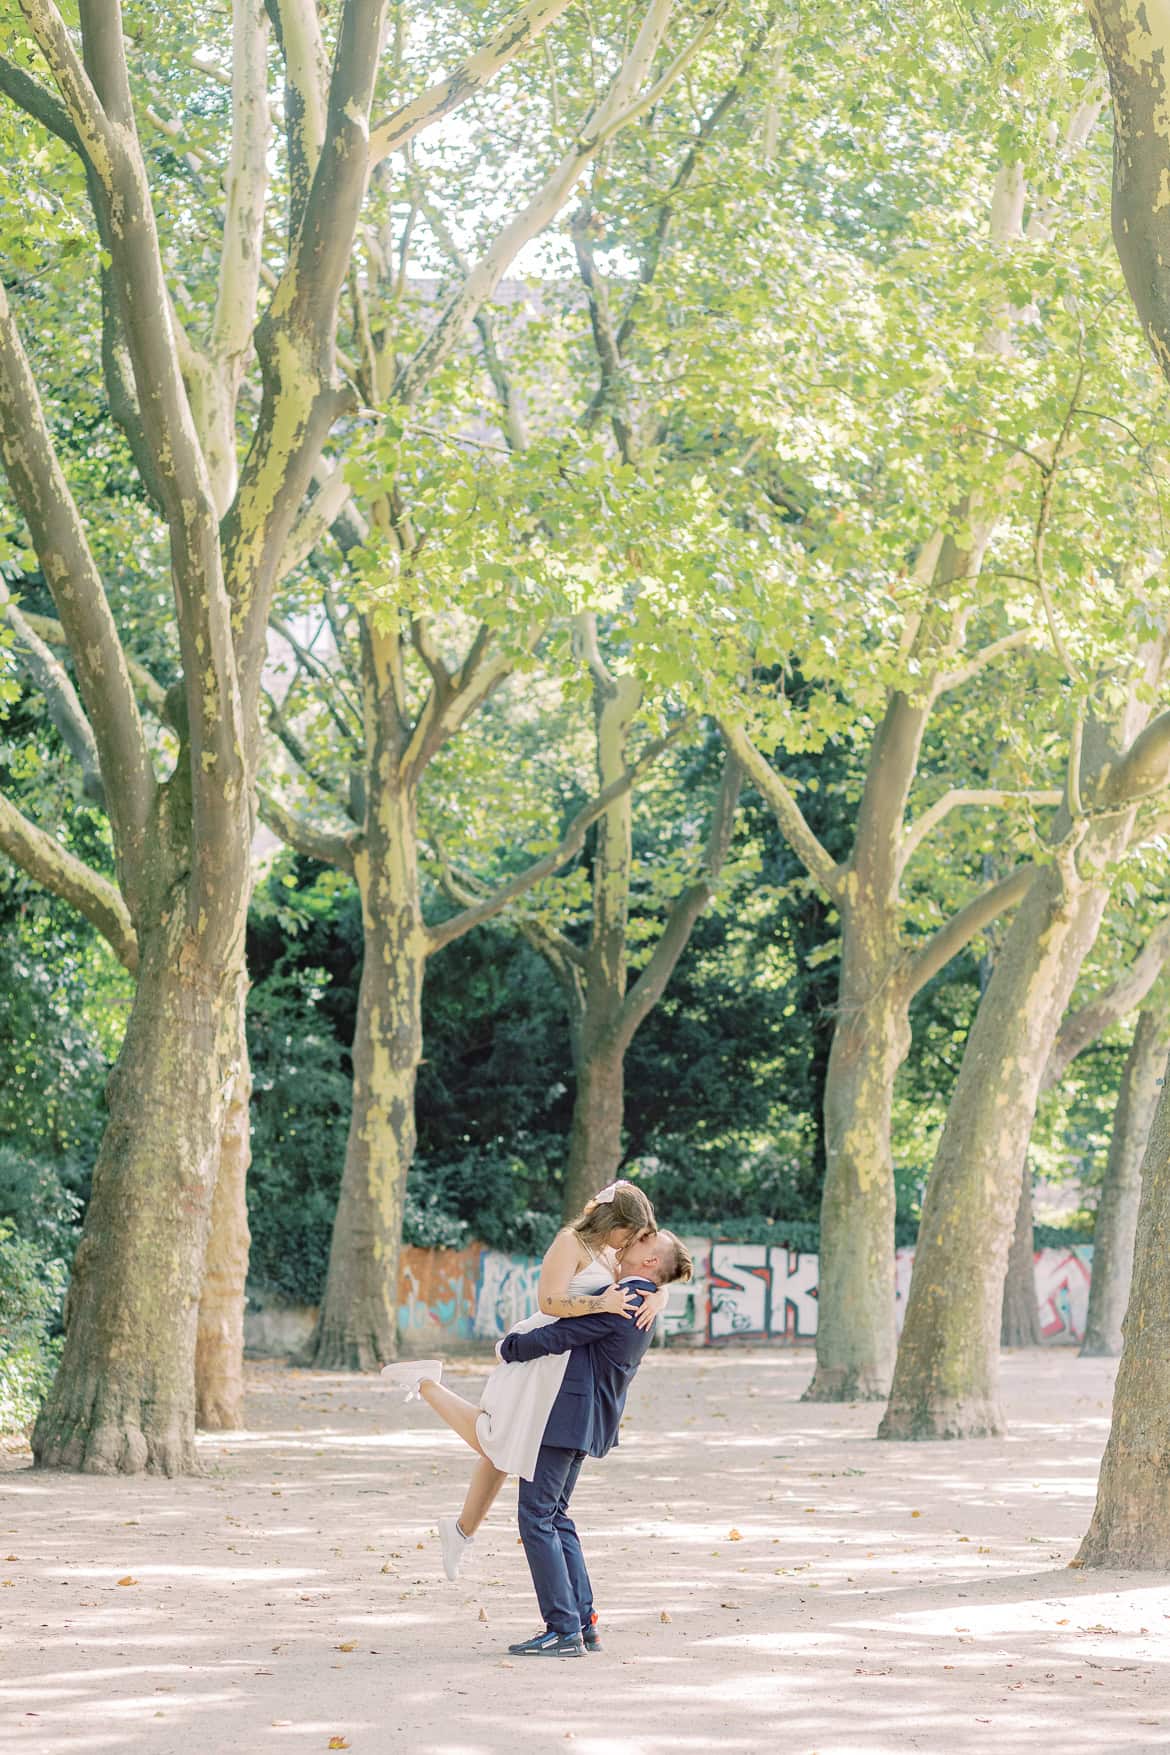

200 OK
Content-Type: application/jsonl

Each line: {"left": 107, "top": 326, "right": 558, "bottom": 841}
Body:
{"left": 570, "top": 1179, "right": 655, "bottom": 1248}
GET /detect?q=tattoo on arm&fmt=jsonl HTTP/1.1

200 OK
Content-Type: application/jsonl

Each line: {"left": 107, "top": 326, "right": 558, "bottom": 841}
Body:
{"left": 541, "top": 1293, "right": 613, "bottom": 1318}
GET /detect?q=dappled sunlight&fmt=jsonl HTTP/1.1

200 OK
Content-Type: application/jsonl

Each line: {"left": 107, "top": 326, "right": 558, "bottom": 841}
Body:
{"left": 5, "top": 1348, "right": 1167, "bottom": 1754}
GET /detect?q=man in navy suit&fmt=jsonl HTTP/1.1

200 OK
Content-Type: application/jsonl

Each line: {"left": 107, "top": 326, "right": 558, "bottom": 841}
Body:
{"left": 497, "top": 1228, "right": 693, "bottom": 1658}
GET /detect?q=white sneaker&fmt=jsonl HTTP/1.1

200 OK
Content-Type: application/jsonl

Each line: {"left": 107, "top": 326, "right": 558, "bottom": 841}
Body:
{"left": 380, "top": 1359, "right": 443, "bottom": 1401}
{"left": 438, "top": 1513, "right": 472, "bottom": 1581}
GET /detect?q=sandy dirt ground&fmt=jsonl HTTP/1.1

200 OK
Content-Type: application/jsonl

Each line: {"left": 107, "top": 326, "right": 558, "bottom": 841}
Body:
{"left": 2, "top": 1347, "right": 1169, "bottom": 1755}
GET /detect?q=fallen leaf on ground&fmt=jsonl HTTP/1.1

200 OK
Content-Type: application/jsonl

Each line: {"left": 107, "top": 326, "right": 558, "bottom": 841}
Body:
{"left": 327, "top": 1739, "right": 350, "bottom": 1750}
{"left": 728, "top": 1529, "right": 743, "bottom": 1541}
{"left": 478, "top": 1607, "right": 489, "bottom": 1623}
{"left": 336, "top": 1642, "right": 357, "bottom": 1652}
{"left": 660, "top": 1610, "right": 672, "bottom": 1623}
{"left": 116, "top": 1576, "right": 137, "bottom": 1586}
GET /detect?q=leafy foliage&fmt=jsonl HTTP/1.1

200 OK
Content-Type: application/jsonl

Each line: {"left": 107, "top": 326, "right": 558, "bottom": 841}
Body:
{"left": 0, "top": 1222, "right": 66, "bottom": 1435}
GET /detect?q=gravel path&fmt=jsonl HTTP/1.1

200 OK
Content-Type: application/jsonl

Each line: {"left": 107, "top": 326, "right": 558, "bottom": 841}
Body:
{"left": 2, "top": 1348, "right": 1167, "bottom": 1754}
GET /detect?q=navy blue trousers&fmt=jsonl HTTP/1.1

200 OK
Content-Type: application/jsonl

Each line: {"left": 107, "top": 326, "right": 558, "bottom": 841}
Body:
{"left": 517, "top": 1444, "right": 594, "bottom": 1638}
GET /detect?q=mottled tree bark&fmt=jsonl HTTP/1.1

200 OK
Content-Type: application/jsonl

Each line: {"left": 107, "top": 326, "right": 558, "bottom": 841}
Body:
{"left": 880, "top": 678, "right": 1167, "bottom": 1440}
{"left": 1069, "top": 0, "right": 1170, "bottom": 1562}
{"left": 803, "top": 968, "right": 908, "bottom": 1401}
{"left": 1077, "top": 1076, "right": 1170, "bottom": 1565}
{"left": 1081, "top": 1009, "right": 1170, "bottom": 1358}
{"left": 307, "top": 769, "right": 426, "bottom": 1370}
{"left": 195, "top": 987, "right": 253, "bottom": 1429}
{"left": 550, "top": 651, "right": 741, "bottom": 1222}
{"left": 564, "top": 1042, "right": 627, "bottom": 1216}
{"left": 1000, "top": 1159, "right": 1041, "bottom": 1349}
{"left": 33, "top": 908, "right": 241, "bottom": 1474}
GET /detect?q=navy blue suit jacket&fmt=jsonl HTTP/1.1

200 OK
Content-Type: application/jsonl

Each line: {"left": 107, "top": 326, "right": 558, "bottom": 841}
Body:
{"left": 498, "top": 1276, "right": 657, "bottom": 1460}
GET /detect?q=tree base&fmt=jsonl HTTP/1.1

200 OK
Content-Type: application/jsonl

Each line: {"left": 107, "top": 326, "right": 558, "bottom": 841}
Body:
{"left": 299, "top": 1318, "right": 393, "bottom": 1373}
{"left": 877, "top": 1395, "right": 1004, "bottom": 1441}
{"left": 801, "top": 1363, "right": 890, "bottom": 1403}
{"left": 1078, "top": 1335, "right": 1121, "bottom": 1359}
{"left": 1077, "top": 1479, "right": 1170, "bottom": 1569}
{"left": 33, "top": 1386, "right": 199, "bottom": 1476}
{"left": 196, "top": 1395, "right": 244, "bottom": 1432}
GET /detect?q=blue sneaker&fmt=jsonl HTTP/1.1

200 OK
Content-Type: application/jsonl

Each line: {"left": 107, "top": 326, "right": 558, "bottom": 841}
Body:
{"left": 507, "top": 1628, "right": 584, "bottom": 1657}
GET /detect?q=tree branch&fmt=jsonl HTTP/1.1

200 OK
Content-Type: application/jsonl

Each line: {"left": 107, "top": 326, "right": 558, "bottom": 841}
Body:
{"left": 392, "top": 0, "right": 682, "bottom": 409}
{"left": 369, "top": 0, "right": 576, "bottom": 164}
{"left": 256, "top": 785, "right": 356, "bottom": 871}
{"left": 572, "top": 216, "right": 638, "bottom": 464}
{"left": 424, "top": 728, "right": 680, "bottom": 954}
{"left": 934, "top": 627, "right": 1038, "bottom": 694}
{"left": 224, "top": 0, "right": 386, "bottom": 725}
{"left": 1043, "top": 915, "right": 1170, "bottom": 1091}
{"left": 210, "top": 0, "right": 270, "bottom": 386}
{"left": 270, "top": 616, "right": 363, "bottom": 741}
{"left": 401, "top": 635, "right": 519, "bottom": 788}
{"left": 277, "top": 463, "right": 353, "bottom": 582}
{"left": 0, "top": 281, "right": 155, "bottom": 886}
{"left": 262, "top": 685, "right": 352, "bottom": 809}
{"left": 1, "top": 583, "right": 103, "bottom": 803}
{"left": 904, "top": 863, "right": 1037, "bottom": 997}
{"left": 416, "top": 192, "right": 532, "bottom": 451}
{"left": 0, "top": 50, "right": 79, "bottom": 148}
{"left": 266, "top": 0, "right": 327, "bottom": 239}
{"left": 1104, "top": 706, "right": 1170, "bottom": 806}
{"left": 900, "top": 787, "right": 1062, "bottom": 871}
{"left": 518, "top": 915, "right": 588, "bottom": 1021}
{"left": 0, "top": 789, "right": 137, "bottom": 971}
{"left": 613, "top": 748, "right": 742, "bottom": 1052}
{"left": 717, "top": 715, "right": 845, "bottom": 900}
{"left": 20, "top": 611, "right": 169, "bottom": 720}
{"left": 25, "top": 0, "right": 249, "bottom": 941}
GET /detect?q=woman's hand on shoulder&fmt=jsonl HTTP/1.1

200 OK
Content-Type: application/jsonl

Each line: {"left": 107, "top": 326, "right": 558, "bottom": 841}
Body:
{"left": 633, "top": 1285, "right": 670, "bottom": 1331}
{"left": 597, "top": 1283, "right": 637, "bottom": 1317}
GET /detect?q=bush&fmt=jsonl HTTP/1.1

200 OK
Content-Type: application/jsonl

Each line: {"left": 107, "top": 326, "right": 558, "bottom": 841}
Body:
{"left": 0, "top": 1221, "right": 66, "bottom": 1435}
{"left": 0, "top": 1147, "right": 82, "bottom": 1266}
{"left": 245, "top": 965, "right": 351, "bottom": 1303}
{"left": 405, "top": 1137, "right": 564, "bottom": 1258}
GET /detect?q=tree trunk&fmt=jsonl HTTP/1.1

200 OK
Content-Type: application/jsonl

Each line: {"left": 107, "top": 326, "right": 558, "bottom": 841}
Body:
{"left": 32, "top": 917, "right": 240, "bottom": 1474}
{"left": 1000, "top": 1158, "right": 1041, "bottom": 1348}
{"left": 1081, "top": 1009, "right": 1169, "bottom": 1358}
{"left": 803, "top": 976, "right": 909, "bottom": 1401}
{"left": 563, "top": 1038, "right": 625, "bottom": 1218}
{"left": 195, "top": 984, "right": 252, "bottom": 1429}
{"left": 305, "top": 787, "right": 426, "bottom": 1370}
{"left": 879, "top": 855, "right": 1122, "bottom": 1441}
{"left": 1076, "top": 1072, "right": 1170, "bottom": 1565}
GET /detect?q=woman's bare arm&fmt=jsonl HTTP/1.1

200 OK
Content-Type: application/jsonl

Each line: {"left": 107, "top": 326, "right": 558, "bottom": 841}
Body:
{"left": 537, "top": 1228, "right": 635, "bottom": 1318}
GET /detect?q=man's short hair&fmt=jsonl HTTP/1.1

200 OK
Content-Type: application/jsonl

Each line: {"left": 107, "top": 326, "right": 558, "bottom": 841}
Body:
{"left": 653, "top": 1229, "right": 693, "bottom": 1286}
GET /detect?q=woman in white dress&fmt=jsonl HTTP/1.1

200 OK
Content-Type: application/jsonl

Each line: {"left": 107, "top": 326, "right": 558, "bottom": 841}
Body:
{"left": 382, "top": 1180, "right": 667, "bottom": 1579}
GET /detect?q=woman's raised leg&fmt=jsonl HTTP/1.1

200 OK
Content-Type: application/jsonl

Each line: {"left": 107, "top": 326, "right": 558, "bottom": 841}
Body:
{"left": 418, "top": 1376, "right": 491, "bottom": 1458}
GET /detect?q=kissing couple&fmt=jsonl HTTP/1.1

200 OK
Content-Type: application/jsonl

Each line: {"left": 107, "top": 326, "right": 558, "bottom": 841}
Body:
{"left": 382, "top": 1180, "right": 692, "bottom": 1657}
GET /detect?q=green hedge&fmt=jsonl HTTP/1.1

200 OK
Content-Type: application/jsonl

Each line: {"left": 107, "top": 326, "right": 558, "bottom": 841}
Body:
{"left": 0, "top": 1221, "right": 66, "bottom": 1435}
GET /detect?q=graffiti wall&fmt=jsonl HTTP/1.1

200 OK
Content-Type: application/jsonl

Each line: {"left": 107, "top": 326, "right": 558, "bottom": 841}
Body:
{"left": 245, "top": 1238, "right": 1097, "bottom": 1354}
{"left": 683, "top": 1242, "right": 1094, "bottom": 1346}
{"left": 397, "top": 1243, "right": 484, "bottom": 1344}
{"left": 473, "top": 1252, "right": 543, "bottom": 1340}
{"left": 705, "top": 1243, "right": 820, "bottom": 1340}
